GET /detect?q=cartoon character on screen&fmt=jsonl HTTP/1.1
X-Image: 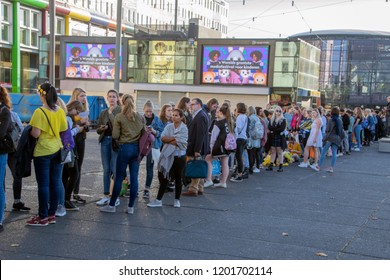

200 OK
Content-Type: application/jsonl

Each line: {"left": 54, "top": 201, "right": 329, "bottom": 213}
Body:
{"left": 240, "top": 69, "right": 252, "bottom": 84}
{"left": 89, "top": 66, "right": 100, "bottom": 79}
{"left": 253, "top": 72, "right": 267, "bottom": 85}
{"left": 107, "top": 48, "right": 115, "bottom": 60}
{"left": 226, "top": 47, "right": 245, "bottom": 84}
{"left": 218, "top": 69, "right": 230, "bottom": 84}
{"left": 80, "top": 65, "right": 90, "bottom": 78}
{"left": 250, "top": 50, "right": 264, "bottom": 72}
{"left": 66, "top": 67, "right": 78, "bottom": 78}
{"left": 202, "top": 71, "right": 216, "bottom": 83}
{"left": 207, "top": 50, "right": 221, "bottom": 70}
{"left": 69, "top": 47, "right": 81, "bottom": 66}
{"left": 99, "top": 65, "right": 110, "bottom": 79}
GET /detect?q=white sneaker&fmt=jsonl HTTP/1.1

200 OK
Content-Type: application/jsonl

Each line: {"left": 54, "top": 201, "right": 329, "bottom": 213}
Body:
{"left": 100, "top": 205, "right": 116, "bottom": 213}
{"left": 55, "top": 204, "right": 67, "bottom": 217}
{"left": 96, "top": 197, "right": 110, "bottom": 206}
{"left": 214, "top": 182, "right": 227, "bottom": 188}
{"left": 298, "top": 162, "right": 309, "bottom": 168}
{"left": 147, "top": 199, "right": 162, "bottom": 207}
{"left": 326, "top": 167, "right": 334, "bottom": 173}
{"left": 173, "top": 199, "right": 180, "bottom": 208}
{"left": 127, "top": 207, "right": 134, "bottom": 214}
{"left": 253, "top": 167, "right": 260, "bottom": 173}
{"left": 354, "top": 148, "right": 360, "bottom": 151}
{"left": 309, "top": 164, "right": 319, "bottom": 171}
{"left": 204, "top": 180, "right": 214, "bottom": 188}
{"left": 115, "top": 198, "right": 120, "bottom": 206}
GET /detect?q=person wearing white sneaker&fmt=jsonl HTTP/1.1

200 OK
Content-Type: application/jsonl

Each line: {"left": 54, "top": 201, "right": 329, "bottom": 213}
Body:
{"left": 147, "top": 199, "right": 162, "bottom": 207}
{"left": 100, "top": 204, "right": 115, "bottom": 213}
{"left": 214, "top": 182, "right": 227, "bottom": 188}
{"left": 96, "top": 196, "right": 110, "bottom": 206}
{"left": 318, "top": 107, "right": 344, "bottom": 173}
{"left": 298, "top": 109, "right": 323, "bottom": 170}
{"left": 96, "top": 90, "right": 121, "bottom": 210}
{"left": 173, "top": 199, "right": 180, "bottom": 208}
{"left": 152, "top": 109, "right": 188, "bottom": 206}
{"left": 205, "top": 103, "right": 233, "bottom": 188}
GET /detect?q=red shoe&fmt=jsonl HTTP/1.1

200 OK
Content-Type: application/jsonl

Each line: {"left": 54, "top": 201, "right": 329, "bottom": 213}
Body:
{"left": 48, "top": 215, "right": 56, "bottom": 224}
{"left": 26, "top": 215, "right": 49, "bottom": 227}
{"left": 182, "top": 191, "right": 198, "bottom": 197}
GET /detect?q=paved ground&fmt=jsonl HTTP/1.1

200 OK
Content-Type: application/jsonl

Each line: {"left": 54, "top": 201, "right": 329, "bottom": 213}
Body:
{"left": 1, "top": 132, "right": 389, "bottom": 260}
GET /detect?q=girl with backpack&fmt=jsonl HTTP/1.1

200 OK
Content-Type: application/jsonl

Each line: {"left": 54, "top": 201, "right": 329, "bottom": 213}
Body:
{"left": 204, "top": 103, "right": 234, "bottom": 188}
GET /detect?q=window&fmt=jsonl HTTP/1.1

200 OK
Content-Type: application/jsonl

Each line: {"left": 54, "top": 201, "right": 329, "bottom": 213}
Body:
{"left": 1, "top": 2, "right": 11, "bottom": 43}
{"left": 20, "top": 8, "right": 41, "bottom": 48}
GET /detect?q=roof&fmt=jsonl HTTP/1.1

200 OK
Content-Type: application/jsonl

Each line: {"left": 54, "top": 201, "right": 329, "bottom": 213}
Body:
{"left": 290, "top": 29, "right": 390, "bottom": 38}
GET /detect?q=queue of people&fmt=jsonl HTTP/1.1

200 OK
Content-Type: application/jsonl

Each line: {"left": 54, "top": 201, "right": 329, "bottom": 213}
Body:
{"left": 1, "top": 83, "right": 389, "bottom": 232}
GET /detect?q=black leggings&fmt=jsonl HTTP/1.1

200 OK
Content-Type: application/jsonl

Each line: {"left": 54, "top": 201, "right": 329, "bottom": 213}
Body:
{"left": 73, "top": 135, "right": 85, "bottom": 194}
{"left": 235, "top": 138, "right": 246, "bottom": 174}
{"left": 157, "top": 156, "right": 186, "bottom": 200}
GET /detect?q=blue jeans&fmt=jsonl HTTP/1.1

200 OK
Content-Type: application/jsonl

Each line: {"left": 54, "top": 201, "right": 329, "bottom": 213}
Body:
{"left": 348, "top": 132, "right": 353, "bottom": 152}
{"left": 110, "top": 143, "right": 139, "bottom": 207}
{"left": 100, "top": 136, "right": 118, "bottom": 195}
{"left": 0, "top": 153, "right": 8, "bottom": 224}
{"left": 319, "top": 141, "right": 338, "bottom": 168}
{"left": 354, "top": 124, "right": 362, "bottom": 149}
{"left": 145, "top": 153, "right": 153, "bottom": 188}
{"left": 58, "top": 166, "right": 65, "bottom": 206}
{"left": 34, "top": 151, "right": 63, "bottom": 218}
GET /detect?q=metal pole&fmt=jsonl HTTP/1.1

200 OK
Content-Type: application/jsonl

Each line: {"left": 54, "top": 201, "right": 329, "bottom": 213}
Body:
{"left": 114, "top": 0, "right": 123, "bottom": 91}
{"left": 174, "top": 0, "right": 178, "bottom": 31}
{"left": 49, "top": 0, "right": 56, "bottom": 85}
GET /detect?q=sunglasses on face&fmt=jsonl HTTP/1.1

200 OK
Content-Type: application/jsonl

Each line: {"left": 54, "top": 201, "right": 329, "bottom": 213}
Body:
{"left": 276, "top": 110, "right": 281, "bottom": 112}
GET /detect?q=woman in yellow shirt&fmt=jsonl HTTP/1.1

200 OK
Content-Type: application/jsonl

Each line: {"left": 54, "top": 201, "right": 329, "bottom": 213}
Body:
{"left": 26, "top": 83, "right": 68, "bottom": 226}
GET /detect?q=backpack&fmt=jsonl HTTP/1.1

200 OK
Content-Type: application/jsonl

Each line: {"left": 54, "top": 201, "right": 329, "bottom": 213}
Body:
{"left": 225, "top": 132, "right": 237, "bottom": 151}
{"left": 259, "top": 118, "right": 268, "bottom": 147}
{"left": 138, "top": 129, "right": 155, "bottom": 162}
{"left": 362, "top": 118, "right": 368, "bottom": 129}
{"left": 250, "top": 118, "right": 263, "bottom": 140}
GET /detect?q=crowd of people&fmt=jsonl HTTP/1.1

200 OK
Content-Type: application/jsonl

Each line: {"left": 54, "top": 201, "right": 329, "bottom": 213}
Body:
{"left": 1, "top": 84, "right": 390, "bottom": 231}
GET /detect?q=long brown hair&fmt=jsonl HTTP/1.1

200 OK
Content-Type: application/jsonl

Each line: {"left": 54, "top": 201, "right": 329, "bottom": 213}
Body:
{"left": 0, "top": 86, "right": 11, "bottom": 109}
{"left": 122, "top": 94, "right": 136, "bottom": 121}
{"left": 176, "top": 96, "right": 190, "bottom": 112}
{"left": 159, "top": 104, "right": 172, "bottom": 123}
{"left": 219, "top": 103, "right": 234, "bottom": 133}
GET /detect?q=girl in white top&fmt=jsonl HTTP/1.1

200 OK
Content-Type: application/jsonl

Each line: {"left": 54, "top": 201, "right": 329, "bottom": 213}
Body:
{"left": 298, "top": 108, "right": 322, "bottom": 170}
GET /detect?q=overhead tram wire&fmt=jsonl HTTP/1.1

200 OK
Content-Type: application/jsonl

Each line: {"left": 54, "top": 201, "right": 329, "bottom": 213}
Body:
{"left": 228, "top": 0, "right": 354, "bottom": 24}
{"left": 228, "top": 0, "right": 285, "bottom": 34}
{"left": 293, "top": 2, "right": 324, "bottom": 43}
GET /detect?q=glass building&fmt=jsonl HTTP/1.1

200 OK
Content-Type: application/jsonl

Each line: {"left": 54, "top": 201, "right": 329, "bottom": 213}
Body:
{"left": 291, "top": 30, "right": 390, "bottom": 107}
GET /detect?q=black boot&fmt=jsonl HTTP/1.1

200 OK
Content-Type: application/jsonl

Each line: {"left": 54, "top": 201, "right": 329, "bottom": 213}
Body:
{"left": 277, "top": 164, "right": 283, "bottom": 172}
{"left": 266, "top": 164, "right": 273, "bottom": 171}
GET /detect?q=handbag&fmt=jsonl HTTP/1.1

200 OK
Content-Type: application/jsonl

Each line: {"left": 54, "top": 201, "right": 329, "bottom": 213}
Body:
{"left": 0, "top": 133, "right": 16, "bottom": 154}
{"left": 106, "top": 111, "right": 120, "bottom": 152}
{"left": 184, "top": 159, "right": 208, "bottom": 178}
{"left": 39, "top": 108, "right": 68, "bottom": 164}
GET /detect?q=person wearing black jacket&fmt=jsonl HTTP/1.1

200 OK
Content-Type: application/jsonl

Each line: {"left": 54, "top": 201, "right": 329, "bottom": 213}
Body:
{"left": 340, "top": 109, "right": 350, "bottom": 155}
{"left": 182, "top": 98, "right": 210, "bottom": 196}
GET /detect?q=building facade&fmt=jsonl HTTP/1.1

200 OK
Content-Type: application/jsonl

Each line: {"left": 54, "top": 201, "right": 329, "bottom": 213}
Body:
{"left": 291, "top": 30, "right": 390, "bottom": 107}
{"left": 0, "top": 0, "right": 228, "bottom": 93}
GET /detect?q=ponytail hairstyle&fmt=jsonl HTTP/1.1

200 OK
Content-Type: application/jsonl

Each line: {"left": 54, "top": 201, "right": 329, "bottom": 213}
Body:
{"left": 0, "top": 85, "right": 11, "bottom": 109}
{"left": 173, "top": 108, "right": 186, "bottom": 124}
{"left": 219, "top": 102, "right": 234, "bottom": 133}
{"left": 122, "top": 94, "right": 136, "bottom": 121}
{"left": 38, "top": 82, "right": 58, "bottom": 110}
{"left": 143, "top": 99, "right": 154, "bottom": 111}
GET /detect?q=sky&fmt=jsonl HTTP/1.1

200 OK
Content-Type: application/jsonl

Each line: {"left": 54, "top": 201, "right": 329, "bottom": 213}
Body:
{"left": 226, "top": 0, "right": 390, "bottom": 38}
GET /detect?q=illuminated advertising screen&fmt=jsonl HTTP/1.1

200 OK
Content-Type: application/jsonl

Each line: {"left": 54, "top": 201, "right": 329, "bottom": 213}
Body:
{"left": 65, "top": 43, "right": 121, "bottom": 80}
{"left": 148, "top": 41, "right": 176, "bottom": 84}
{"left": 202, "top": 45, "right": 269, "bottom": 86}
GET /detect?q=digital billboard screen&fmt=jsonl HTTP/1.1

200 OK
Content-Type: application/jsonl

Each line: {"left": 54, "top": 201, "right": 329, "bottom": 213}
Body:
{"left": 65, "top": 43, "right": 121, "bottom": 80}
{"left": 202, "top": 45, "right": 269, "bottom": 86}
